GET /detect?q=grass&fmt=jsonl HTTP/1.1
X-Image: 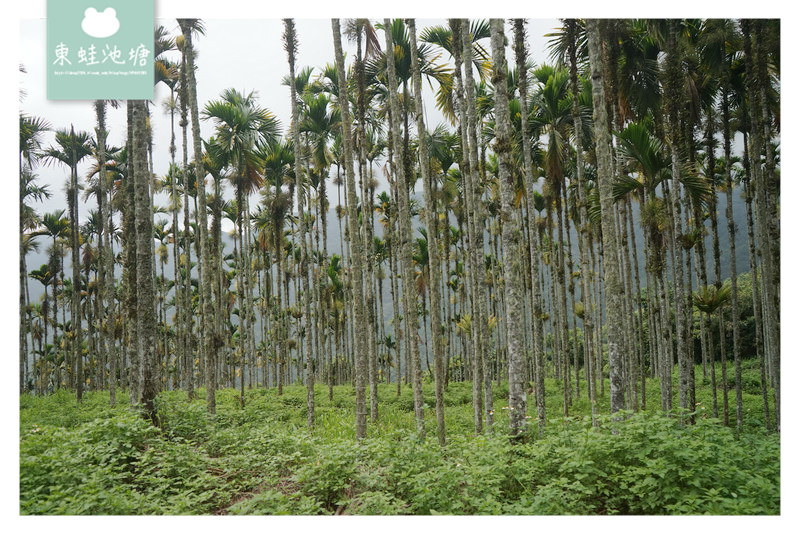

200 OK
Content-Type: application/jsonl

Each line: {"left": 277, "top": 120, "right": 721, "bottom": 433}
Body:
{"left": 19, "top": 359, "right": 779, "bottom": 515}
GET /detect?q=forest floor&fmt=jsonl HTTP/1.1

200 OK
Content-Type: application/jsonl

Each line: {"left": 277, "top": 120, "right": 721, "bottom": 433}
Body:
{"left": 19, "top": 360, "right": 779, "bottom": 515}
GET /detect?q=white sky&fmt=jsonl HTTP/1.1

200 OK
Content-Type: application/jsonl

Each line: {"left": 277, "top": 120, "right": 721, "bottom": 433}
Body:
{"left": 20, "top": 18, "right": 560, "bottom": 226}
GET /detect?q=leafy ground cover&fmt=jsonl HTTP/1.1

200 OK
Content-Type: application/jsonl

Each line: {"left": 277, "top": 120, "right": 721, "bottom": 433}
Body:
{"left": 19, "top": 362, "right": 779, "bottom": 515}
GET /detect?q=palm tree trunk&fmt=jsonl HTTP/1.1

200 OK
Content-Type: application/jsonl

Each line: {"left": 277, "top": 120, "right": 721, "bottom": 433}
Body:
{"left": 587, "top": 19, "right": 626, "bottom": 414}
{"left": 131, "top": 100, "right": 158, "bottom": 423}
{"left": 20, "top": 152, "right": 31, "bottom": 393}
{"left": 352, "top": 28, "right": 380, "bottom": 424}
{"left": 124, "top": 104, "right": 139, "bottom": 404}
{"left": 20, "top": 241, "right": 29, "bottom": 393}
{"left": 389, "top": 235, "right": 402, "bottom": 396}
{"left": 67, "top": 137, "right": 83, "bottom": 401}
{"left": 178, "top": 41, "right": 196, "bottom": 401}
{"left": 449, "top": 19, "right": 483, "bottom": 433}
{"left": 408, "top": 18, "right": 445, "bottom": 445}
{"left": 95, "top": 101, "right": 117, "bottom": 406}
{"left": 168, "top": 194, "right": 182, "bottom": 392}
{"left": 490, "top": 19, "right": 527, "bottom": 439}
{"left": 741, "top": 133, "right": 769, "bottom": 430}
{"left": 721, "top": 85, "right": 743, "bottom": 430}
{"left": 621, "top": 202, "right": 641, "bottom": 410}
{"left": 164, "top": 90, "right": 184, "bottom": 396}
{"left": 514, "top": 19, "right": 547, "bottom": 429}
{"left": 383, "top": 18, "right": 425, "bottom": 436}
{"left": 754, "top": 25, "right": 779, "bottom": 395}
{"left": 625, "top": 196, "right": 646, "bottom": 409}
{"left": 283, "top": 19, "right": 314, "bottom": 427}
{"left": 332, "top": 19, "right": 370, "bottom": 439}
{"left": 235, "top": 191, "right": 245, "bottom": 402}
{"left": 742, "top": 20, "right": 779, "bottom": 432}
{"left": 179, "top": 19, "right": 217, "bottom": 414}
{"left": 665, "top": 21, "right": 691, "bottom": 420}
{"left": 385, "top": 19, "right": 428, "bottom": 435}
{"left": 564, "top": 191, "right": 580, "bottom": 402}
{"left": 461, "top": 19, "right": 494, "bottom": 430}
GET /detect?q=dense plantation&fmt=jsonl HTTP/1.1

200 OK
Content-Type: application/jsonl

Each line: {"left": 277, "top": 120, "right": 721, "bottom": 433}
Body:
{"left": 19, "top": 17, "right": 780, "bottom": 515}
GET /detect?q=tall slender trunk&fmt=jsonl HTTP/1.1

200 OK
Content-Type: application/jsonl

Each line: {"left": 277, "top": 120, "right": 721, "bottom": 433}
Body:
{"left": 275, "top": 223, "right": 285, "bottom": 396}
{"left": 20, "top": 204, "right": 28, "bottom": 394}
{"left": 462, "top": 19, "right": 494, "bottom": 430}
{"left": 235, "top": 191, "right": 246, "bottom": 404}
{"left": 352, "top": 29, "right": 379, "bottom": 423}
{"left": 744, "top": 163, "right": 769, "bottom": 430}
{"left": 283, "top": 19, "right": 314, "bottom": 428}
{"left": 587, "top": 19, "right": 625, "bottom": 413}
{"left": 95, "top": 101, "right": 116, "bottom": 405}
{"left": 742, "top": 20, "right": 779, "bottom": 432}
{"left": 179, "top": 20, "right": 217, "bottom": 413}
{"left": 625, "top": 196, "right": 646, "bottom": 409}
{"left": 124, "top": 104, "right": 139, "bottom": 405}
{"left": 408, "top": 18, "right": 445, "bottom": 445}
{"left": 383, "top": 18, "right": 425, "bottom": 437}
{"left": 514, "top": 18, "right": 547, "bottom": 430}
{"left": 665, "top": 21, "right": 691, "bottom": 419}
{"left": 491, "top": 19, "right": 527, "bottom": 439}
{"left": 131, "top": 100, "right": 158, "bottom": 423}
{"left": 332, "top": 19, "right": 370, "bottom": 439}
{"left": 721, "top": 86, "right": 743, "bottom": 430}
{"left": 389, "top": 229, "right": 402, "bottom": 397}
{"left": 66, "top": 130, "right": 83, "bottom": 401}
{"left": 178, "top": 53, "right": 195, "bottom": 401}
{"left": 449, "top": 19, "right": 483, "bottom": 433}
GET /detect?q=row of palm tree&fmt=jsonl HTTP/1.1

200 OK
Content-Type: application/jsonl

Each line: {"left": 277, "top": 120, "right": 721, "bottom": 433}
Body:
{"left": 19, "top": 18, "right": 780, "bottom": 441}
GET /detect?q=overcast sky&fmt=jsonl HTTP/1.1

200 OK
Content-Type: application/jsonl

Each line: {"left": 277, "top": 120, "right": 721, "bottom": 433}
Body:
{"left": 21, "top": 18, "right": 560, "bottom": 228}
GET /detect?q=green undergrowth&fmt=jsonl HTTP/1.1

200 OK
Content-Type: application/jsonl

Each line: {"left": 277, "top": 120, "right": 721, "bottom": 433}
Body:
{"left": 20, "top": 363, "right": 779, "bottom": 515}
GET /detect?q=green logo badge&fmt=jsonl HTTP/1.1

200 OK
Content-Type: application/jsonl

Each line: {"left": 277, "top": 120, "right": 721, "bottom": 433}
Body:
{"left": 47, "top": 0, "right": 154, "bottom": 100}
